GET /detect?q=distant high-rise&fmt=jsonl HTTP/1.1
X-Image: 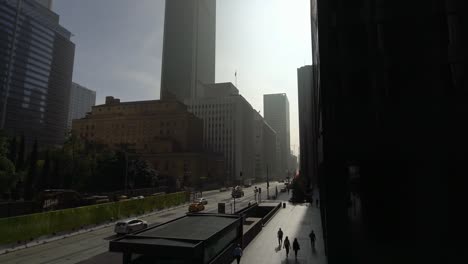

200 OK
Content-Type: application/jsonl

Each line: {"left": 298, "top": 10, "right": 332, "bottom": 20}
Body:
{"left": 297, "top": 65, "right": 321, "bottom": 187}
{"left": 160, "top": 0, "right": 216, "bottom": 102}
{"left": 264, "top": 93, "right": 290, "bottom": 177}
{"left": 34, "top": 0, "right": 52, "bottom": 10}
{"left": 67, "top": 82, "right": 96, "bottom": 129}
{"left": 185, "top": 83, "right": 256, "bottom": 185}
{"left": 0, "top": 0, "right": 75, "bottom": 147}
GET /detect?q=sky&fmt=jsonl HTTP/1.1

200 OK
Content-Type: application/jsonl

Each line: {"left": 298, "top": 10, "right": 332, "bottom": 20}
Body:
{"left": 53, "top": 0, "right": 312, "bottom": 155}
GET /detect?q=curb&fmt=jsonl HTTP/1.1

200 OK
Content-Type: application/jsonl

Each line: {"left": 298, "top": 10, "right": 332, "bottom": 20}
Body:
{"left": 0, "top": 201, "right": 190, "bottom": 255}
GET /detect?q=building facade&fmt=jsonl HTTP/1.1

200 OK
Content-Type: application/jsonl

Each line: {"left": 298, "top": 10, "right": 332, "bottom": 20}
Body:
{"left": 253, "top": 111, "right": 278, "bottom": 181}
{"left": 72, "top": 97, "right": 223, "bottom": 188}
{"left": 160, "top": 0, "right": 216, "bottom": 101}
{"left": 263, "top": 93, "right": 290, "bottom": 178}
{"left": 67, "top": 82, "right": 96, "bottom": 129}
{"left": 0, "top": 0, "right": 75, "bottom": 147}
{"left": 184, "top": 83, "right": 256, "bottom": 185}
{"left": 297, "top": 65, "right": 321, "bottom": 187}
{"left": 311, "top": 0, "right": 466, "bottom": 262}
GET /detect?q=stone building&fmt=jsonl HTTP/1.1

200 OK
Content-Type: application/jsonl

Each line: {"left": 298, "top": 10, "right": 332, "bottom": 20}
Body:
{"left": 72, "top": 96, "right": 224, "bottom": 188}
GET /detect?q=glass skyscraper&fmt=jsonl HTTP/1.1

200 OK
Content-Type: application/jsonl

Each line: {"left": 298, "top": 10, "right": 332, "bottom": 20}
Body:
{"left": 0, "top": 0, "right": 75, "bottom": 147}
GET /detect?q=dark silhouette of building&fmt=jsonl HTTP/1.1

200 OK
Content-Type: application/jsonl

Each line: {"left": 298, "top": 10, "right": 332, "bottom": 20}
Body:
{"left": 160, "top": 0, "right": 216, "bottom": 101}
{"left": 310, "top": 0, "right": 466, "bottom": 263}
{"left": 0, "top": 0, "right": 75, "bottom": 148}
{"left": 297, "top": 65, "right": 321, "bottom": 187}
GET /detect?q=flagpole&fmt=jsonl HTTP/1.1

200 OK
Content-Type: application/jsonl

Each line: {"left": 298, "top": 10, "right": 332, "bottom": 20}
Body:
{"left": 235, "top": 70, "right": 238, "bottom": 87}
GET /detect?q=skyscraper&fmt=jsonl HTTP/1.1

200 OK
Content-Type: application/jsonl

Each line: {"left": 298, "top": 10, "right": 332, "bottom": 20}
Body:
{"left": 160, "top": 0, "right": 216, "bottom": 102}
{"left": 0, "top": 0, "right": 75, "bottom": 147}
{"left": 34, "top": 0, "right": 52, "bottom": 10}
{"left": 264, "top": 93, "right": 290, "bottom": 178}
{"left": 311, "top": 0, "right": 466, "bottom": 263}
{"left": 185, "top": 83, "right": 256, "bottom": 185}
{"left": 67, "top": 82, "right": 96, "bottom": 129}
{"left": 297, "top": 65, "right": 321, "bottom": 187}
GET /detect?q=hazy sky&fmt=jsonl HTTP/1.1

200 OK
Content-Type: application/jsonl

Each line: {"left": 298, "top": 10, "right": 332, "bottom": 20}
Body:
{"left": 53, "top": 0, "right": 312, "bottom": 155}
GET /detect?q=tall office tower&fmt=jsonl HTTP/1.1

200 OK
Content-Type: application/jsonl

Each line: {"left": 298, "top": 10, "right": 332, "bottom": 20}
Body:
{"left": 160, "top": 0, "right": 216, "bottom": 102}
{"left": 311, "top": 0, "right": 466, "bottom": 263}
{"left": 0, "top": 0, "right": 75, "bottom": 148}
{"left": 253, "top": 111, "right": 278, "bottom": 181}
{"left": 297, "top": 65, "right": 321, "bottom": 187}
{"left": 185, "top": 83, "right": 256, "bottom": 185}
{"left": 264, "top": 93, "right": 290, "bottom": 178}
{"left": 34, "top": 0, "right": 52, "bottom": 10}
{"left": 67, "top": 82, "right": 96, "bottom": 129}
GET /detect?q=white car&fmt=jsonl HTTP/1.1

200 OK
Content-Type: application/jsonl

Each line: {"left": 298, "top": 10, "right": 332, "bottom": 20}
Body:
{"left": 114, "top": 219, "right": 148, "bottom": 234}
{"left": 198, "top": 198, "right": 208, "bottom": 205}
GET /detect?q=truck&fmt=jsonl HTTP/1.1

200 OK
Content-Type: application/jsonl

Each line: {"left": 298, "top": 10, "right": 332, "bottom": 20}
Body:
{"left": 231, "top": 186, "right": 244, "bottom": 198}
{"left": 243, "top": 179, "right": 253, "bottom": 187}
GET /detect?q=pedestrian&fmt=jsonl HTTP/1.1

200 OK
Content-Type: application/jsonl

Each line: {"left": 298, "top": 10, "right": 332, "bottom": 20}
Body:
{"left": 277, "top": 228, "right": 284, "bottom": 246}
{"left": 233, "top": 244, "right": 242, "bottom": 264}
{"left": 287, "top": 186, "right": 290, "bottom": 194}
{"left": 283, "top": 236, "right": 291, "bottom": 258}
{"left": 309, "top": 230, "right": 316, "bottom": 249}
{"left": 293, "top": 238, "right": 300, "bottom": 260}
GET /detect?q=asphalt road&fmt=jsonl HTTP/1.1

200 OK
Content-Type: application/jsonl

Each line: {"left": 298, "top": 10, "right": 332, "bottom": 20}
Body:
{"left": 0, "top": 182, "right": 283, "bottom": 264}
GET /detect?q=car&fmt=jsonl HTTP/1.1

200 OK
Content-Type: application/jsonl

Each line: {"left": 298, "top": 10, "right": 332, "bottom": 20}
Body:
{"left": 280, "top": 187, "right": 287, "bottom": 193}
{"left": 188, "top": 202, "right": 205, "bottom": 213}
{"left": 114, "top": 219, "right": 148, "bottom": 234}
{"left": 219, "top": 187, "right": 227, "bottom": 192}
{"left": 198, "top": 198, "right": 208, "bottom": 205}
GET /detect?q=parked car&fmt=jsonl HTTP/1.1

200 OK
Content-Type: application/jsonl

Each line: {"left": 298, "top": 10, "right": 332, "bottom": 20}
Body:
{"left": 280, "top": 187, "right": 287, "bottom": 193}
{"left": 198, "top": 198, "right": 208, "bottom": 205}
{"left": 114, "top": 219, "right": 148, "bottom": 234}
{"left": 219, "top": 187, "right": 227, "bottom": 192}
{"left": 188, "top": 202, "right": 205, "bottom": 213}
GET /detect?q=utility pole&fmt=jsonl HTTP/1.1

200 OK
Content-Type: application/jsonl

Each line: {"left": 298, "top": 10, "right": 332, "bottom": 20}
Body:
{"left": 124, "top": 152, "right": 128, "bottom": 195}
{"left": 266, "top": 164, "right": 270, "bottom": 199}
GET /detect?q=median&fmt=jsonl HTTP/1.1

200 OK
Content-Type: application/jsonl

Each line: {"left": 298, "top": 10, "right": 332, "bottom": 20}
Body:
{"left": 0, "top": 192, "right": 188, "bottom": 245}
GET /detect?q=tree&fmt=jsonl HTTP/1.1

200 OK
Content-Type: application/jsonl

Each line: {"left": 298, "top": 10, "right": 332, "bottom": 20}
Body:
{"left": 0, "top": 156, "right": 15, "bottom": 195}
{"left": 7, "top": 135, "right": 17, "bottom": 165}
{"left": 24, "top": 139, "right": 38, "bottom": 200}
{"left": 290, "top": 173, "right": 307, "bottom": 203}
{"left": 128, "top": 158, "right": 158, "bottom": 189}
{"left": 36, "top": 150, "right": 51, "bottom": 191}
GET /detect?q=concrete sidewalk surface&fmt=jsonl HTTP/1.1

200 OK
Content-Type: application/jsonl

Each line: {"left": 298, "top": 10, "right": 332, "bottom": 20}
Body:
{"left": 232, "top": 194, "right": 327, "bottom": 264}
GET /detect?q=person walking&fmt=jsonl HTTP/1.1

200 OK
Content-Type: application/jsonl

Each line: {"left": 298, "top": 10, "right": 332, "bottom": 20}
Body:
{"left": 283, "top": 236, "right": 291, "bottom": 258}
{"left": 293, "top": 238, "right": 300, "bottom": 260}
{"left": 277, "top": 228, "right": 284, "bottom": 246}
{"left": 233, "top": 244, "right": 242, "bottom": 264}
{"left": 309, "top": 230, "right": 316, "bottom": 249}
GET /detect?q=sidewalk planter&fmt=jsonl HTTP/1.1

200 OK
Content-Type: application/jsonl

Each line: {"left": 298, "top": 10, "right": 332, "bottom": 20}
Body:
{"left": 0, "top": 192, "right": 188, "bottom": 245}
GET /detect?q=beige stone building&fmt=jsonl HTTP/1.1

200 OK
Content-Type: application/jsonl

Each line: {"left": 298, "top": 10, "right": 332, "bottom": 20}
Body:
{"left": 72, "top": 97, "right": 224, "bottom": 188}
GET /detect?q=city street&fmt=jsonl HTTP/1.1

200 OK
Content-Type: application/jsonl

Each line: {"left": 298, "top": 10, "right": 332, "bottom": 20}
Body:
{"left": 0, "top": 182, "right": 282, "bottom": 264}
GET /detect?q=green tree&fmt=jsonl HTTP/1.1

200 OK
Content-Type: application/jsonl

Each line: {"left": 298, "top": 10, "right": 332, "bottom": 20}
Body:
{"left": 0, "top": 156, "right": 15, "bottom": 195}
{"left": 7, "top": 135, "right": 17, "bottom": 165}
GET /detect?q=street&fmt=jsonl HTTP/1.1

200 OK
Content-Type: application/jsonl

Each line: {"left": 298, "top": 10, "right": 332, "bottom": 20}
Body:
{"left": 0, "top": 182, "right": 282, "bottom": 264}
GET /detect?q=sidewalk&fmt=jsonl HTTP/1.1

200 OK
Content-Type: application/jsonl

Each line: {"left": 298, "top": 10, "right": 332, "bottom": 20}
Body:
{"left": 233, "top": 192, "right": 327, "bottom": 264}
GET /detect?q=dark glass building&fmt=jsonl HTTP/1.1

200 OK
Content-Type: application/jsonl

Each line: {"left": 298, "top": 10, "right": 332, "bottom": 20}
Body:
{"left": 0, "top": 0, "right": 75, "bottom": 148}
{"left": 310, "top": 0, "right": 466, "bottom": 263}
{"left": 160, "top": 0, "right": 216, "bottom": 101}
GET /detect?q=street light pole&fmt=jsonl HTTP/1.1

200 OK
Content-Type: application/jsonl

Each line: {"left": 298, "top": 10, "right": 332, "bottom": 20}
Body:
{"left": 266, "top": 164, "right": 270, "bottom": 199}
{"left": 124, "top": 152, "right": 128, "bottom": 195}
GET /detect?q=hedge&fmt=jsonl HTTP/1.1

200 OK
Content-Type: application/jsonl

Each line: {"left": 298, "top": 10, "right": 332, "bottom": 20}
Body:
{"left": 0, "top": 192, "right": 188, "bottom": 245}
